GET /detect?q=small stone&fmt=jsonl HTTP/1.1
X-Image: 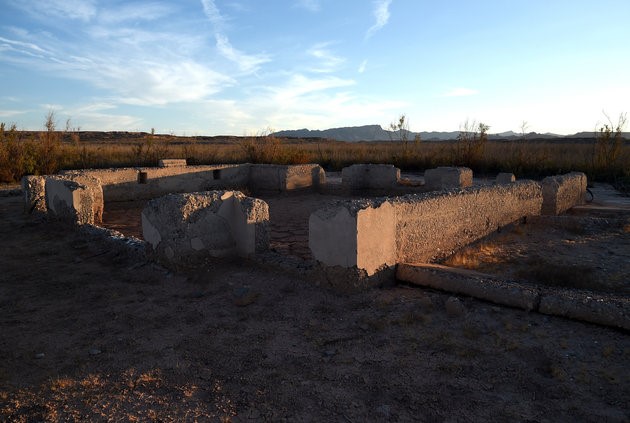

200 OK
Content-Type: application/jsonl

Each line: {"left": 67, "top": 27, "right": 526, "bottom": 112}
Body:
{"left": 445, "top": 296, "right": 466, "bottom": 317}
{"left": 89, "top": 348, "right": 102, "bottom": 355}
{"left": 35, "top": 353, "right": 45, "bottom": 359}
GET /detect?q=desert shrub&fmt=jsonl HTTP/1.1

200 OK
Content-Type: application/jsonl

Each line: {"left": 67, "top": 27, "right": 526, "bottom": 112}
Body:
{"left": 238, "top": 130, "right": 281, "bottom": 163}
{"left": 454, "top": 120, "right": 489, "bottom": 167}
{"left": 592, "top": 112, "right": 627, "bottom": 181}
{"left": 36, "top": 111, "right": 62, "bottom": 175}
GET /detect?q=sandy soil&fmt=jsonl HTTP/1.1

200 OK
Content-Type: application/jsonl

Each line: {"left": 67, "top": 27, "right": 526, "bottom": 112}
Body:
{"left": 1, "top": 187, "right": 629, "bottom": 422}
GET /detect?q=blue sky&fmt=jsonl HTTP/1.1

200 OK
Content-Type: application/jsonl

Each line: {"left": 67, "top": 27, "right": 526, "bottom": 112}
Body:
{"left": 1, "top": 0, "right": 629, "bottom": 135}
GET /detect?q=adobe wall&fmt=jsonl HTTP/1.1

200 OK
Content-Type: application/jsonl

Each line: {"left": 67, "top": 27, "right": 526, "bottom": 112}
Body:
{"left": 341, "top": 164, "right": 400, "bottom": 189}
{"left": 142, "top": 190, "right": 269, "bottom": 265}
{"left": 309, "top": 181, "right": 543, "bottom": 276}
{"left": 541, "top": 172, "right": 587, "bottom": 215}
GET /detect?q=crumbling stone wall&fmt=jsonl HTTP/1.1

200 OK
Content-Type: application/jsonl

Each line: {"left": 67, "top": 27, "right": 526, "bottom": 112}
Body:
{"left": 21, "top": 175, "right": 46, "bottom": 214}
{"left": 541, "top": 172, "right": 587, "bottom": 215}
{"left": 62, "top": 165, "right": 249, "bottom": 202}
{"left": 341, "top": 164, "right": 400, "bottom": 189}
{"left": 141, "top": 190, "right": 269, "bottom": 265}
{"left": 248, "top": 164, "right": 325, "bottom": 192}
{"left": 424, "top": 167, "right": 473, "bottom": 190}
{"left": 309, "top": 181, "right": 543, "bottom": 276}
{"left": 44, "top": 175, "right": 104, "bottom": 225}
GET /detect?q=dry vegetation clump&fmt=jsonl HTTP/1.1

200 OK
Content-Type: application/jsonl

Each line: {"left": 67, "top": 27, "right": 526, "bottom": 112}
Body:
{"left": 1, "top": 114, "right": 629, "bottom": 191}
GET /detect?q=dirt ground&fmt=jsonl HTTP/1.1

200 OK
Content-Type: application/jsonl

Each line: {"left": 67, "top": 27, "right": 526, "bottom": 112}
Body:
{"left": 441, "top": 184, "right": 630, "bottom": 296}
{"left": 1, "top": 186, "right": 629, "bottom": 422}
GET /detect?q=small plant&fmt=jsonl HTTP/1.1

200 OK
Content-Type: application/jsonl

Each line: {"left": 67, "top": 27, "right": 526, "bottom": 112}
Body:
{"left": 37, "top": 110, "right": 62, "bottom": 175}
{"left": 455, "top": 119, "right": 489, "bottom": 167}
{"left": 388, "top": 114, "right": 415, "bottom": 161}
{"left": 593, "top": 112, "right": 626, "bottom": 172}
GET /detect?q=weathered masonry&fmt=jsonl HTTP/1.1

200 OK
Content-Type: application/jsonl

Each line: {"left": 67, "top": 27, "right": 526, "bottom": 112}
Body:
{"left": 309, "top": 181, "right": 543, "bottom": 276}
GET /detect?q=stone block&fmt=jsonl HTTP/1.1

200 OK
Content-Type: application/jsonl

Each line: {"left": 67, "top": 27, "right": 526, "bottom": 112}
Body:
{"left": 158, "top": 159, "right": 187, "bottom": 167}
{"left": 341, "top": 164, "right": 400, "bottom": 189}
{"left": 21, "top": 175, "right": 46, "bottom": 214}
{"left": 496, "top": 172, "right": 516, "bottom": 184}
{"left": 309, "top": 199, "right": 397, "bottom": 276}
{"left": 44, "top": 176, "right": 102, "bottom": 225}
{"left": 141, "top": 190, "right": 269, "bottom": 264}
{"left": 248, "top": 164, "right": 325, "bottom": 192}
{"left": 541, "top": 172, "right": 587, "bottom": 215}
{"left": 424, "top": 167, "right": 473, "bottom": 190}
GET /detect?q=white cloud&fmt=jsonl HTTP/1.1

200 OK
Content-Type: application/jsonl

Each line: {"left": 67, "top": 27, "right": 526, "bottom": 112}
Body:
{"left": 307, "top": 42, "right": 345, "bottom": 73}
{"left": 0, "top": 36, "right": 48, "bottom": 57}
{"left": 269, "top": 74, "right": 356, "bottom": 103}
{"left": 0, "top": 110, "right": 26, "bottom": 118}
{"left": 93, "top": 59, "right": 235, "bottom": 105}
{"left": 200, "top": 0, "right": 225, "bottom": 28}
{"left": 294, "top": 0, "right": 320, "bottom": 12}
{"left": 366, "top": 0, "right": 392, "bottom": 39}
{"left": 9, "top": 0, "right": 97, "bottom": 22}
{"left": 200, "top": 1, "right": 270, "bottom": 74}
{"left": 443, "top": 88, "right": 479, "bottom": 97}
{"left": 358, "top": 59, "right": 368, "bottom": 73}
{"left": 215, "top": 34, "right": 270, "bottom": 74}
{"left": 98, "top": 3, "right": 174, "bottom": 24}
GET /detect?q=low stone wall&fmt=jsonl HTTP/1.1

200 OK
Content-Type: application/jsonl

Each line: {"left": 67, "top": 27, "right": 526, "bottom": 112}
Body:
{"left": 248, "top": 164, "right": 325, "bottom": 192}
{"left": 44, "top": 176, "right": 104, "bottom": 225}
{"left": 158, "top": 159, "right": 187, "bottom": 167}
{"left": 142, "top": 190, "right": 269, "bottom": 265}
{"left": 61, "top": 163, "right": 325, "bottom": 201}
{"left": 541, "top": 172, "right": 587, "bottom": 215}
{"left": 309, "top": 181, "right": 543, "bottom": 276}
{"left": 62, "top": 165, "right": 249, "bottom": 202}
{"left": 341, "top": 164, "right": 400, "bottom": 189}
{"left": 424, "top": 167, "right": 473, "bottom": 190}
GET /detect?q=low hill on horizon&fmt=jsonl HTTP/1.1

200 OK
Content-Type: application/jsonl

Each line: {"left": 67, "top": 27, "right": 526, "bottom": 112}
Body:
{"left": 273, "top": 125, "right": 630, "bottom": 142}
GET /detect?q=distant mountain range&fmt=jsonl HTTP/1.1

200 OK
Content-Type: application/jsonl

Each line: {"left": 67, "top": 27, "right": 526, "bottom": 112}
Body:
{"left": 272, "top": 125, "right": 629, "bottom": 142}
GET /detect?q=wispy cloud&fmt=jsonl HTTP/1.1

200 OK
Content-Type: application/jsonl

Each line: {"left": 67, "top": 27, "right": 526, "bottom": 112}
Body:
{"left": 366, "top": 0, "right": 392, "bottom": 39}
{"left": 307, "top": 42, "right": 345, "bottom": 73}
{"left": 358, "top": 59, "right": 368, "bottom": 73}
{"left": 294, "top": 0, "right": 321, "bottom": 12}
{"left": 98, "top": 3, "right": 174, "bottom": 24}
{"left": 269, "top": 74, "right": 355, "bottom": 103}
{"left": 215, "top": 34, "right": 270, "bottom": 74}
{"left": 201, "top": 0, "right": 270, "bottom": 74}
{"left": 443, "top": 88, "right": 479, "bottom": 97}
{"left": 0, "top": 36, "right": 48, "bottom": 55}
{"left": 0, "top": 31, "right": 234, "bottom": 107}
{"left": 9, "top": 0, "right": 97, "bottom": 22}
{"left": 200, "top": 0, "right": 225, "bottom": 28}
{"left": 0, "top": 109, "right": 26, "bottom": 118}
